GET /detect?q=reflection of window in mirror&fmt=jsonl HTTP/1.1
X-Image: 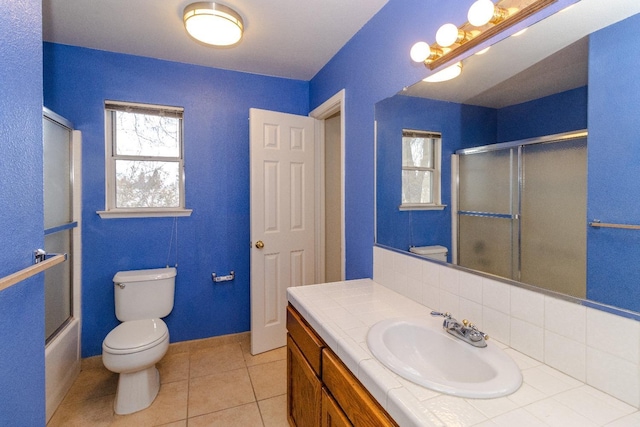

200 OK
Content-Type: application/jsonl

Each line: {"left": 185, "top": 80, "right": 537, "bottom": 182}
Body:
{"left": 400, "top": 130, "right": 443, "bottom": 210}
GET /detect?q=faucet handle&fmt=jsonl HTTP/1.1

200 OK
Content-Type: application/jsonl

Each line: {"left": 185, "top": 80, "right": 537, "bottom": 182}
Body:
{"left": 430, "top": 311, "right": 451, "bottom": 318}
{"left": 463, "top": 319, "right": 489, "bottom": 341}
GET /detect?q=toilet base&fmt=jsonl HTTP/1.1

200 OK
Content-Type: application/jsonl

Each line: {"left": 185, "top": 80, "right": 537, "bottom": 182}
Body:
{"left": 113, "top": 365, "right": 160, "bottom": 415}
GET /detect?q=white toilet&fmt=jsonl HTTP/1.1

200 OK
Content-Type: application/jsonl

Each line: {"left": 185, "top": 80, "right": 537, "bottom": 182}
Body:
{"left": 102, "top": 267, "right": 176, "bottom": 415}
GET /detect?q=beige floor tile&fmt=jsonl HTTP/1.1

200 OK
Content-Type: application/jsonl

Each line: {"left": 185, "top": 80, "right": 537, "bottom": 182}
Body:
{"left": 110, "top": 380, "right": 188, "bottom": 427}
{"left": 242, "top": 343, "right": 287, "bottom": 367}
{"left": 62, "top": 366, "right": 118, "bottom": 403}
{"left": 158, "top": 352, "right": 190, "bottom": 384}
{"left": 248, "top": 360, "right": 287, "bottom": 401}
{"left": 188, "top": 368, "right": 256, "bottom": 417}
{"left": 190, "top": 343, "right": 246, "bottom": 378}
{"left": 188, "top": 402, "right": 264, "bottom": 427}
{"left": 47, "top": 394, "right": 115, "bottom": 427}
{"left": 258, "top": 394, "right": 288, "bottom": 427}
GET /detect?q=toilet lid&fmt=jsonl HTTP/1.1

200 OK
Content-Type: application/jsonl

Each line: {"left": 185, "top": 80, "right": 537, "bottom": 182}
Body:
{"left": 103, "top": 318, "right": 168, "bottom": 354}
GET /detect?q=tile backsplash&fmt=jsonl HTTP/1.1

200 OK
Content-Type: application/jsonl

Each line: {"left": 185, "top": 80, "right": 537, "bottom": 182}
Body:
{"left": 373, "top": 246, "right": 640, "bottom": 408}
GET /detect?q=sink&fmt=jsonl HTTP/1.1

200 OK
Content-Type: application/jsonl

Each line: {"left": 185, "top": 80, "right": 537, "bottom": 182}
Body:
{"left": 367, "top": 317, "right": 522, "bottom": 398}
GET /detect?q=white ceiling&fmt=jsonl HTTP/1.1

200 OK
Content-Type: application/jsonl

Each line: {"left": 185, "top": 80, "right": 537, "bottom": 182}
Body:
{"left": 42, "top": 0, "right": 389, "bottom": 80}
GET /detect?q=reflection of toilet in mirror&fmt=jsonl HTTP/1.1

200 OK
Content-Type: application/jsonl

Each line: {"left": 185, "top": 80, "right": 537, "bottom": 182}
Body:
{"left": 102, "top": 267, "right": 176, "bottom": 414}
{"left": 409, "top": 245, "right": 448, "bottom": 262}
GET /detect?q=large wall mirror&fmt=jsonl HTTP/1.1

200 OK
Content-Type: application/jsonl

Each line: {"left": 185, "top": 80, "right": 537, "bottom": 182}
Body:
{"left": 375, "top": 0, "right": 640, "bottom": 316}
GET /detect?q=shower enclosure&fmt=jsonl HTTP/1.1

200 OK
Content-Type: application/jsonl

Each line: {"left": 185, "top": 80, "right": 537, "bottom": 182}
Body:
{"left": 454, "top": 131, "right": 587, "bottom": 298}
{"left": 43, "top": 108, "right": 82, "bottom": 422}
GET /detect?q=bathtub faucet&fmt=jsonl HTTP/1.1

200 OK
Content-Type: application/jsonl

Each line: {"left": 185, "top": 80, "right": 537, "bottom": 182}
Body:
{"left": 430, "top": 311, "right": 489, "bottom": 348}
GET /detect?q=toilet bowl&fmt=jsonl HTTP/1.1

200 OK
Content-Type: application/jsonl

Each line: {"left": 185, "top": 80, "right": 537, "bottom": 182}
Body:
{"left": 101, "top": 267, "right": 176, "bottom": 415}
{"left": 102, "top": 318, "right": 170, "bottom": 415}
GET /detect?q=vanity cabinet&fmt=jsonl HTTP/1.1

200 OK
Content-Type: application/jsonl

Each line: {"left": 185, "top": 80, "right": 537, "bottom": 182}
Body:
{"left": 287, "top": 304, "right": 398, "bottom": 427}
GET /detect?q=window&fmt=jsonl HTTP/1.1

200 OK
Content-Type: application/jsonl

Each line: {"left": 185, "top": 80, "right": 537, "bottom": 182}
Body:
{"left": 400, "top": 130, "right": 444, "bottom": 210}
{"left": 98, "top": 101, "right": 191, "bottom": 218}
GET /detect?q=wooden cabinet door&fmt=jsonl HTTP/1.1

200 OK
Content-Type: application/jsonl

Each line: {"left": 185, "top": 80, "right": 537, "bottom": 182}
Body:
{"left": 322, "top": 388, "right": 352, "bottom": 427}
{"left": 322, "top": 349, "right": 398, "bottom": 427}
{"left": 288, "top": 334, "right": 322, "bottom": 427}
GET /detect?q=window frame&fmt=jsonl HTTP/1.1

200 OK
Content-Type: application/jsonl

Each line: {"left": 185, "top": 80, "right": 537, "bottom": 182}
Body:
{"left": 399, "top": 129, "right": 446, "bottom": 211}
{"left": 98, "top": 100, "right": 192, "bottom": 219}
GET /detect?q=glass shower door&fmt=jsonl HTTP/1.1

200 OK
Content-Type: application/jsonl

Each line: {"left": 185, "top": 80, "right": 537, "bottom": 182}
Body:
{"left": 457, "top": 148, "right": 518, "bottom": 279}
{"left": 520, "top": 138, "right": 587, "bottom": 298}
{"left": 43, "top": 114, "right": 75, "bottom": 343}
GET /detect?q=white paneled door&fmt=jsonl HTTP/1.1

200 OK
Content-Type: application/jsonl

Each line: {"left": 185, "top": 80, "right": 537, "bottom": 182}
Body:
{"left": 250, "top": 108, "right": 316, "bottom": 355}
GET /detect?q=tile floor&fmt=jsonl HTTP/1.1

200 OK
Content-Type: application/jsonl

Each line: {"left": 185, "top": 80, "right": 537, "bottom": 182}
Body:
{"left": 47, "top": 332, "right": 288, "bottom": 427}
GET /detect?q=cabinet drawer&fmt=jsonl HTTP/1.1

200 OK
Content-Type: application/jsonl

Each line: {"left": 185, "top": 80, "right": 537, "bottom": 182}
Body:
{"left": 288, "top": 334, "right": 322, "bottom": 427}
{"left": 322, "top": 349, "right": 398, "bottom": 427}
{"left": 322, "top": 388, "right": 352, "bottom": 427}
{"left": 287, "top": 305, "right": 325, "bottom": 375}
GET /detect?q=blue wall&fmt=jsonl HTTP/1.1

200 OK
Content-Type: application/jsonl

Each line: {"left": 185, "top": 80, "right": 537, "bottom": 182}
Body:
{"left": 587, "top": 14, "right": 640, "bottom": 312}
{"left": 497, "top": 86, "right": 588, "bottom": 142}
{"left": 43, "top": 43, "right": 309, "bottom": 357}
{"left": 0, "top": 0, "right": 46, "bottom": 425}
{"left": 308, "top": 0, "right": 576, "bottom": 279}
{"left": 376, "top": 95, "right": 496, "bottom": 255}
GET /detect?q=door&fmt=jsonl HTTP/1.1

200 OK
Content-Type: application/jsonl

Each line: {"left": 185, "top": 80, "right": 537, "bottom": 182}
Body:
{"left": 250, "top": 108, "right": 316, "bottom": 354}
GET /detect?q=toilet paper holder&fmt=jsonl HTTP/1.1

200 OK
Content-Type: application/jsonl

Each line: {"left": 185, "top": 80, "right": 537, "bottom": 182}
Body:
{"left": 212, "top": 271, "right": 235, "bottom": 283}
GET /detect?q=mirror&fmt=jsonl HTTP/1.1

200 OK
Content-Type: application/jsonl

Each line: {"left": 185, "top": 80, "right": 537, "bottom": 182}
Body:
{"left": 375, "top": 0, "right": 640, "bottom": 315}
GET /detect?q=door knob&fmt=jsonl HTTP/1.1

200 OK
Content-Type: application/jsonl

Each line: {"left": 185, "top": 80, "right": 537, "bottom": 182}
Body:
{"left": 255, "top": 240, "right": 265, "bottom": 249}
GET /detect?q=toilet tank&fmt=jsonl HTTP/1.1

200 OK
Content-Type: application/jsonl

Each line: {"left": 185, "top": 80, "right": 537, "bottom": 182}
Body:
{"left": 409, "top": 245, "right": 448, "bottom": 262}
{"left": 113, "top": 267, "right": 177, "bottom": 322}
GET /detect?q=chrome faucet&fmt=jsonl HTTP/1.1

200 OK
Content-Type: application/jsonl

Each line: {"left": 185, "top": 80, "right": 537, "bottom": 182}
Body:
{"left": 430, "top": 311, "right": 489, "bottom": 348}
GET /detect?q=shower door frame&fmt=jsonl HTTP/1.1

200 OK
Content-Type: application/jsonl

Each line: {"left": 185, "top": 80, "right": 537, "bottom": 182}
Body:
{"left": 43, "top": 107, "right": 82, "bottom": 422}
{"left": 452, "top": 129, "right": 587, "bottom": 283}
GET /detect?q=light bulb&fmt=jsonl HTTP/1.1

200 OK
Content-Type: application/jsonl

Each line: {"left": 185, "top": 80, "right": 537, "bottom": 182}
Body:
{"left": 436, "top": 23, "right": 460, "bottom": 47}
{"left": 423, "top": 62, "right": 463, "bottom": 83}
{"left": 410, "top": 42, "right": 432, "bottom": 63}
{"left": 468, "top": 0, "right": 496, "bottom": 27}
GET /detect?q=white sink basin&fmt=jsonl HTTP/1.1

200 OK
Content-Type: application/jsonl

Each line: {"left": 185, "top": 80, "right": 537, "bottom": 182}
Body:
{"left": 367, "top": 317, "right": 522, "bottom": 398}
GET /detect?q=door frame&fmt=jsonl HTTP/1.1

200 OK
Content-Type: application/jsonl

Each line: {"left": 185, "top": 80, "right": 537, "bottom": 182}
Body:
{"left": 309, "top": 89, "right": 346, "bottom": 283}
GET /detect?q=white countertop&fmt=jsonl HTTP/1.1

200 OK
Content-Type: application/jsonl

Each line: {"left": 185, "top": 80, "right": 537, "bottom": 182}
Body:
{"left": 287, "top": 279, "right": 640, "bottom": 427}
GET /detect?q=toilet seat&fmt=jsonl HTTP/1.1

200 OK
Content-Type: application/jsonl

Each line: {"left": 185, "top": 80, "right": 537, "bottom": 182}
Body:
{"left": 103, "top": 318, "right": 168, "bottom": 355}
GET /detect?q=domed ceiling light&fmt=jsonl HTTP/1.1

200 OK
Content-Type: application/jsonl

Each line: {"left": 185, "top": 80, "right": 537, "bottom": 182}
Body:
{"left": 183, "top": 2, "right": 244, "bottom": 47}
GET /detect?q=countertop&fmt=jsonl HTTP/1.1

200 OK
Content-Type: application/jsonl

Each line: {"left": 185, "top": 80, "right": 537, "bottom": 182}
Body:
{"left": 287, "top": 279, "right": 640, "bottom": 427}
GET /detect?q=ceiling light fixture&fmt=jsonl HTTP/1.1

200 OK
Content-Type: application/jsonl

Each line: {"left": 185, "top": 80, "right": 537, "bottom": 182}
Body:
{"left": 410, "top": 0, "right": 556, "bottom": 79}
{"left": 183, "top": 2, "right": 244, "bottom": 47}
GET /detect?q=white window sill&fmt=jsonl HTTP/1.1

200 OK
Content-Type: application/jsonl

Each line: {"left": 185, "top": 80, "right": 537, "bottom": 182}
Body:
{"left": 399, "top": 204, "right": 447, "bottom": 211}
{"left": 97, "top": 209, "right": 193, "bottom": 219}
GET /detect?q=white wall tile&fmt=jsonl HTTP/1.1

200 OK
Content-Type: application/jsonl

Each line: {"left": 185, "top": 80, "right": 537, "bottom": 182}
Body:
{"left": 373, "top": 246, "right": 383, "bottom": 283}
{"left": 439, "top": 265, "right": 459, "bottom": 296}
{"left": 406, "top": 255, "right": 423, "bottom": 283}
{"left": 544, "top": 297, "right": 586, "bottom": 343}
{"left": 587, "top": 308, "right": 640, "bottom": 364}
{"left": 439, "top": 290, "right": 460, "bottom": 316}
{"left": 483, "top": 278, "right": 510, "bottom": 314}
{"left": 483, "top": 307, "right": 510, "bottom": 345}
{"left": 422, "top": 284, "right": 440, "bottom": 311}
{"left": 422, "top": 260, "right": 440, "bottom": 288}
{"left": 544, "top": 330, "right": 586, "bottom": 382}
{"left": 459, "top": 270, "right": 483, "bottom": 303}
{"left": 587, "top": 347, "right": 640, "bottom": 408}
{"left": 459, "top": 298, "right": 483, "bottom": 330}
{"left": 510, "top": 319, "right": 543, "bottom": 362}
{"left": 511, "top": 287, "right": 544, "bottom": 327}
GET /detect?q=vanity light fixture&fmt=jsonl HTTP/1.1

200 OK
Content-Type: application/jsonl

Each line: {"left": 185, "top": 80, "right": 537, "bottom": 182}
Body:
{"left": 468, "top": 0, "right": 509, "bottom": 27}
{"left": 410, "top": 0, "right": 556, "bottom": 75}
{"left": 423, "top": 62, "right": 463, "bottom": 83}
{"left": 183, "top": 2, "right": 244, "bottom": 47}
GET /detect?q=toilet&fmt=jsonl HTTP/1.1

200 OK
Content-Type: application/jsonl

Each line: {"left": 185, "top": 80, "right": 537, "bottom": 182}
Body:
{"left": 102, "top": 267, "right": 176, "bottom": 415}
{"left": 409, "top": 245, "right": 448, "bottom": 262}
